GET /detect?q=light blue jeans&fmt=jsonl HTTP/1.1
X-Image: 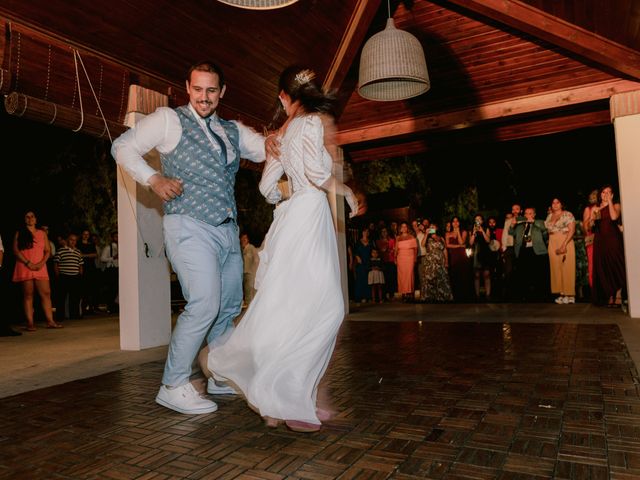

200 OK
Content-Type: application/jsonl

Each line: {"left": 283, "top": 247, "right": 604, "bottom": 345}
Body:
{"left": 162, "top": 214, "right": 242, "bottom": 387}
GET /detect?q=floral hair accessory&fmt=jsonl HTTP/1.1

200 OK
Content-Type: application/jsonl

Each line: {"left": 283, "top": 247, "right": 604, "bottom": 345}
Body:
{"left": 294, "top": 69, "right": 316, "bottom": 86}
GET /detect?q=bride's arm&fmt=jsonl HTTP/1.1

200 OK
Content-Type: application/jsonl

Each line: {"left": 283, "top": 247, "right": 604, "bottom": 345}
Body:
{"left": 304, "top": 114, "right": 362, "bottom": 217}
{"left": 258, "top": 156, "right": 285, "bottom": 204}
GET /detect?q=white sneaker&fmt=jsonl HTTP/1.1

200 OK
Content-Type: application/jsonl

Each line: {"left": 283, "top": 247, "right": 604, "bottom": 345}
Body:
{"left": 156, "top": 383, "right": 218, "bottom": 414}
{"left": 554, "top": 296, "right": 567, "bottom": 304}
{"left": 207, "top": 377, "right": 238, "bottom": 395}
{"left": 565, "top": 296, "right": 575, "bottom": 304}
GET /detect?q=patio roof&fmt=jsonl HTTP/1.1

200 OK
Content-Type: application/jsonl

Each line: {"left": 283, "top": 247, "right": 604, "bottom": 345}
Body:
{"left": 1, "top": 0, "right": 639, "bottom": 161}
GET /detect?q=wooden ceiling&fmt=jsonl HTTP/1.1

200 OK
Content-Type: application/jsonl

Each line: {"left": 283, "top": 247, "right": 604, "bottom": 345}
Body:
{"left": 1, "top": 0, "right": 640, "bottom": 163}
{"left": 520, "top": 0, "right": 640, "bottom": 51}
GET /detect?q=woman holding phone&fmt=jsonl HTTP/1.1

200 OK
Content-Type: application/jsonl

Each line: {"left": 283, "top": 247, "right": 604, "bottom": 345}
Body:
{"left": 469, "top": 214, "right": 492, "bottom": 301}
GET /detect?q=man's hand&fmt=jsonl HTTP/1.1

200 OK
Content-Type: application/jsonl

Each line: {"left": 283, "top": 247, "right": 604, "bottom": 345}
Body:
{"left": 265, "top": 134, "right": 281, "bottom": 160}
{"left": 149, "top": 174, "right": 184, "bottom": 201}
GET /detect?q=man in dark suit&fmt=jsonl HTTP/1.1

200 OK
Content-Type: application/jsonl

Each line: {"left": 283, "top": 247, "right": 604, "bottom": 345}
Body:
{"left": 510, "top": 207, "right": 549, "bottom": 301}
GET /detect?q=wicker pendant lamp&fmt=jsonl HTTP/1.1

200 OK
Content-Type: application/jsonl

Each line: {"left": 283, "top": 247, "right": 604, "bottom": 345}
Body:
{"left": 216, "top": 0, "right": 298, "bottom": 9}
{"left": 358, "top": 11, "right": 430, "bottom": 101}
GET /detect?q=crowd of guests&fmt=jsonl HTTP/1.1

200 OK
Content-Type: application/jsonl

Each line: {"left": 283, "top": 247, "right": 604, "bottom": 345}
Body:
{"left": 0, "top": 210, "right": 120, "bottom": 335}
{"left": 2, "top": 184, "right": 627, "bottom": 336}
{"left": 347, "top": 185, "right": 627, "bottom": 308}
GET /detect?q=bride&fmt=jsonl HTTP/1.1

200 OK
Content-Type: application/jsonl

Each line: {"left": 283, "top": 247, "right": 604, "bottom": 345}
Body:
{"left": 199, "top": 66, "right": 360, "bottom": 432}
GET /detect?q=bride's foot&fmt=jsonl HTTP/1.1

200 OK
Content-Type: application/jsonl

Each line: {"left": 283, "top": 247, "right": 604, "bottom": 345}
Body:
{"left": 285, "top": 420, "right": 321, "bottom": 433}
{"left": 264, "top": 416, "right": 282, "bottom": 428}
{"left": 316, "top": 408, "right": 333, "bottom": 422}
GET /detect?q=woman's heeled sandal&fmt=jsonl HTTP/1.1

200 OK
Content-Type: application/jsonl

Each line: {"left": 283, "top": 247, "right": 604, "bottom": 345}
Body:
{"left": 285, "top": 420, "right": 321, "bottom": 433}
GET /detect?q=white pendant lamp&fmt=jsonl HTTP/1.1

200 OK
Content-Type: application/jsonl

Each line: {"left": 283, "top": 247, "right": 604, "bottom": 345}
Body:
{"left": 216, "top": 0, "right": 298, "bottom": 9}
{"left": 358, "top": 7, "right": 430, "bottom": 101}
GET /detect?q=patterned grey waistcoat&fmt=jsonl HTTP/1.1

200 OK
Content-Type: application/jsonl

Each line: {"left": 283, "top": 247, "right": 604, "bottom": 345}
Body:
{"left": 160, "top": 106, "right": 240, "bottom": 226}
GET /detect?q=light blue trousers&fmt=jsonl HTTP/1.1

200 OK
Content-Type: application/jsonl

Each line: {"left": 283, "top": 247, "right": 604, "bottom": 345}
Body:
{"left": 162, "top": 214, "right": 242, "bottom": 387}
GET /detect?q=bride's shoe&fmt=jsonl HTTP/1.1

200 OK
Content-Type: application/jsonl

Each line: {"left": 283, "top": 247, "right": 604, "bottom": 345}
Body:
{"left": 263, "top": 416, "right": 282, "bottom": 428}
{"left": 285, "top": 420, "right": 321, "bottom": 433}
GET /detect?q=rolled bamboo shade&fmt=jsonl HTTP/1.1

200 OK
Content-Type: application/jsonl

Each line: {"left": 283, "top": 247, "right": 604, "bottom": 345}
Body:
{"left": 9, "top": 26, "right": 130, "bottom": 123}
{"left": 358, "top": 18, "right": 430, "bottom": 101}
{"left": 0, "top": 68, "right": 10, "bottom": 95}
{"left": 4, "top": 91, "right": 127, "bottom": 139}
{"left": 217, "top": 0, "right": 298, "bottom": 9}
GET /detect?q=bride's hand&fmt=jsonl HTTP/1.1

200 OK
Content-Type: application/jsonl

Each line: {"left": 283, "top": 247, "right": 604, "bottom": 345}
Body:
{"left": 345, "top": 188, "right": 360, "bottom": 218}
{"left": 265, "top": 133, "right": 281, "bottom": 160}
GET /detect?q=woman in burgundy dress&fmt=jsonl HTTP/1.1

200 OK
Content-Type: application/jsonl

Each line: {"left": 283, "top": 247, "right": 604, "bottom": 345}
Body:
{"left": 591, "top": 185, "right": 627, "bottom": 307}
{"left": 446, "top": 216, "right": 473, "bottom": 302}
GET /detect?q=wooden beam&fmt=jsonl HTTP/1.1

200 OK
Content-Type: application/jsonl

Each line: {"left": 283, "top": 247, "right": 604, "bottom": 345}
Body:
{"left": 445, "top": 0, "right": 640, "bottom": 80}
{"left": 346, "top": 109, "right": 612, "bottom": 162}
{"left": 336, "top": 79, "right": 640, "bottom": 145}
{"left": 323, "top": 0, "right": 381, "bottom": 90}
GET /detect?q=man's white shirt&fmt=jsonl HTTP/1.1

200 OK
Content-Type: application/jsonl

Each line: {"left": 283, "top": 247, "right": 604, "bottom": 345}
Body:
{"left": 112, "top": 103, "right": 265, "bottom": 185}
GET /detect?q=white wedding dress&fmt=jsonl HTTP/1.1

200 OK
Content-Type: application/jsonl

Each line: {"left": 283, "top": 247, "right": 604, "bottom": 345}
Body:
{"left": 208, "top": 114, "right": 344, "bottom": 424}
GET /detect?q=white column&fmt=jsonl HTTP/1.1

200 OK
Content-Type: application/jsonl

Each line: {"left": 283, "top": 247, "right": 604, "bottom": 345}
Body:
{"left": 611, "top": 92, "right": 640, "bottom": 318}
{"left": 327, "top": 149, "right": 349, "bottom": 314}
{"left": 117, "top": 86, "right": 172, "bottom": 349}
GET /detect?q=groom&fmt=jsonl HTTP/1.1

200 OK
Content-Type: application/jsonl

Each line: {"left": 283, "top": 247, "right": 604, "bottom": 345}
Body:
{"left": 111, "top": 61, "right": 267, "bottom": 414}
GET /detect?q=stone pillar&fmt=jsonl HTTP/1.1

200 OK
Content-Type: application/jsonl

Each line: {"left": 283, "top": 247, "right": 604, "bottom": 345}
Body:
{"left": 610, "top": 92, "right": 640, "bottom": 318}
{"left": 117, "top": 86, "right": 172, "bottom": 349}
{"left": 327, "top": 149, "right": 350, "bottom": 314}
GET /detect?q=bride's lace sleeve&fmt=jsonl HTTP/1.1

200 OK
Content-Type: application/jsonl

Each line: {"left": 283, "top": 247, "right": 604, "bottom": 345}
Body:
{"left": 259, "top": 156, "right": 285, "bottom": 204}
{"left": 301, "top": 115, "right": 332, "bottom": 187}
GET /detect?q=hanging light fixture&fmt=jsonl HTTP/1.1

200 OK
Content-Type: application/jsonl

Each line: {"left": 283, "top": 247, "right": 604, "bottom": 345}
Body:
{"left": 358, "top": 2, "right": 430, "bottom": 101}
{"left": 216, "top": 0, "right": 298, "bottom": 9}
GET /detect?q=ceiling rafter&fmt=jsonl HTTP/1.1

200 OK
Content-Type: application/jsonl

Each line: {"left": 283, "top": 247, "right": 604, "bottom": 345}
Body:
{"left": 446, "top": 0, "right": 640, "bottom": 80}
{"left": 346, "top": 108, "right": 612, "bottom": 162}
{"left": 322, "top": 0, "right": 381, "bottom": 91}
{"left": 337, "top": 79, "right": 640, "bottom": 146}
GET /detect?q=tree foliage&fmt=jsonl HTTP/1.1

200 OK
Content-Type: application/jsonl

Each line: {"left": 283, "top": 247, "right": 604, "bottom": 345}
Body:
{"left": 350, "top": 157, "right": 430, "bottom": 212}
{"left": 442, "top": 185, "right": 479, "bottom": 227}
{"left": 70, "top": 141, "right": 118, "bottom": 242}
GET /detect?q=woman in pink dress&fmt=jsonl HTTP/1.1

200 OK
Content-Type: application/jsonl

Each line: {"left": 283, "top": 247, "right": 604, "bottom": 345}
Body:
{"left": 395, "top": 222, "right": 417, "bottom": 302}
{"left": 12, "top": 211, "right": 62, "bottom": 331}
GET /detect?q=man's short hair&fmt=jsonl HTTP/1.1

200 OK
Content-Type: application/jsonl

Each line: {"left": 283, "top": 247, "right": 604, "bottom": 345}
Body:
{"left": 187, "top": 61, "right": 225, "bottom": 88}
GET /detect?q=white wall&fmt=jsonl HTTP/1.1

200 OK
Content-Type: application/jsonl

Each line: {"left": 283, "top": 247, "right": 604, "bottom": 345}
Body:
{"left": 613, "top": 114, "right": 640, "bottom": 317}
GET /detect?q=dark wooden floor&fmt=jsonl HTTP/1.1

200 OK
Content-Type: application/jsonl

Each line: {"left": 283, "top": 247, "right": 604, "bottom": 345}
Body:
{"left": 1, "top": 321, "right": 639, "bottom": 479}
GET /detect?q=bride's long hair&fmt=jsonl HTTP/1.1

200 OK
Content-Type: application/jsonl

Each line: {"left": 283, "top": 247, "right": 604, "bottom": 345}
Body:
{"left": 269, "top": 66, "right": 336, "bottom": 129}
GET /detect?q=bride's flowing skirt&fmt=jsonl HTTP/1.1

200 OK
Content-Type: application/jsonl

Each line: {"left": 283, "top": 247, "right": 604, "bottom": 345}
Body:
{"left": 208, "top": 187, "right": 344, "bottom": 424}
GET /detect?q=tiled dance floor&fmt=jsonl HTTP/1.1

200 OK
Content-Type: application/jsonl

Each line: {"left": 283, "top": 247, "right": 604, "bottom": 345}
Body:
{"left": 1, "top": 321, "right": 639, "bottom": 479}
